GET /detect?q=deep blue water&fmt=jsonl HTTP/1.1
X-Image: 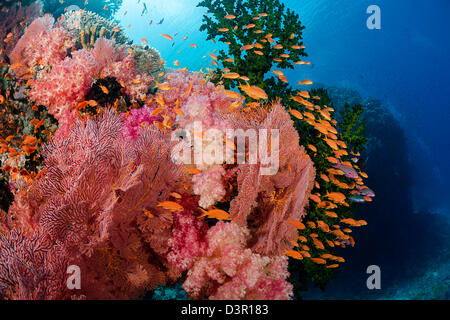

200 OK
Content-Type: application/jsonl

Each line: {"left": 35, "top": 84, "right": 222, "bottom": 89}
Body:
{"left": 113, "top": 0, "right": 450, "bottom": 299}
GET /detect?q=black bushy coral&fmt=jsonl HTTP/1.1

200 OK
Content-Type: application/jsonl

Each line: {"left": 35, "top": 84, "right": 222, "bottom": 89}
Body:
{"left": 198, "top": 0, "right": 307, "bottom": 93}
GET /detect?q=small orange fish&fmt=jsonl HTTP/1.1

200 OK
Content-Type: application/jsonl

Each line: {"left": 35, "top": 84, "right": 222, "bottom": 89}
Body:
{"left": 157, "top": 201, "right": 184, "bottom": 212}
{"left": 189, "top": 43, "right": 198, "bottom": 48}
{"left": 289, "top": 109, "right": 303, "bottom": 120}
{"left": 200, "top": 208, "right": 231, "bottom": 220}
{"left": 239, "top": 83, "right": 267, "bottom": 100}
{"left": 240, "top": 44, "right": 254, "bottom": 51}
{"left": 288, "top": 220, "right": 306, "bottom": 230}
{"left": 223, "top": 72, "right": 240, "bottom": 79}
{"left": 310, "top": 257, "right": 327, "bottom": 265}
{"left": 218, "top": 28, "right": 229, "bottom": 32}
{"left": 99, "top": 85, "right": 109, "bottom": 94}
{"left": 141, "top": 38, "right": 148, "bottom": 44}
{"left": 161, "top": 34, "right": 173, "bottom": 41}
{"left": 22, "top": 136, "right": 37, "bottom": 145}
{"left": 186, "top": 168, "right": 201, "bottom": 174}
{"left": 298, "top": 79, "right": 313, "bottom": 85}
{"left": 284, "top": 250, "right": 303, "bottom": 260}
{"left": 224, "top": 15, "right": 236, "bottom": 20}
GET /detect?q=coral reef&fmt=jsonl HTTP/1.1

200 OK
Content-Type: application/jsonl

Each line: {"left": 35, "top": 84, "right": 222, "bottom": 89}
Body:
{"left": 0, "top": 0, "right": 376, "bottom": 301}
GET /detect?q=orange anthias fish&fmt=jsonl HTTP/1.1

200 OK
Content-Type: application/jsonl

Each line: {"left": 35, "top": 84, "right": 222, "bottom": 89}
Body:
{"left": 289, "top": 109, "right": 303, "bottom": 120}
{"left": 157, "top": 201, "right": 184, "bottom": 212}
{"left": 224, "top": 14, "right": 236, "bottom": 20}
{"left": 298, "top": 79, "right": 313, "bottom": 85}
{"left": 284, "top": 250, "right": 303, "bottom": 260}
{"left": 326, "top": 192, "right": 347, "bottom": 203}
{"left": 200, "top": 208, "right": 231, "bottom": 220}
{"left": 99, "top": 85, "right": 109, "bottom": 94}
{"left": 161, "top": 34, "right": 173, "bottom": 41}
{"left": 239, "top": 83, "right": 268, "bottom": 100}
{"left": 223, "top": 72, "right": 240, "bottom": 79}
{"left": 241, "top": 44, "right": 254, "bottom": 51}
{"left": 288, "top": 220, "right": 306, "bottom": 230}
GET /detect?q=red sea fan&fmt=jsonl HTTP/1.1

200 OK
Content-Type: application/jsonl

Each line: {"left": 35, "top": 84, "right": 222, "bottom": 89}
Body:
{"left": 225, "top": 103, "right": 316, "bottom": 256}
{"left": 17, "top": 109, "right": 186, "bottom": 299}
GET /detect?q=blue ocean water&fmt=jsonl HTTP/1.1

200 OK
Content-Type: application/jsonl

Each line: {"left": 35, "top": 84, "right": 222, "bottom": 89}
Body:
{"left": 113, "top": 0, "right": 450, "bottom": 299}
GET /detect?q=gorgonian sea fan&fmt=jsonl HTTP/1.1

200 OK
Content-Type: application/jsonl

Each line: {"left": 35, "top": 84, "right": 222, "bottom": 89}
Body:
{"left": 223, "top": 103, "right": 316, "bottom": 256}
{"left": 0, "top": 228, "right": 70, "bottom": 300}
{"left": 5, "top": 109, "right": 187, "bottom": 299}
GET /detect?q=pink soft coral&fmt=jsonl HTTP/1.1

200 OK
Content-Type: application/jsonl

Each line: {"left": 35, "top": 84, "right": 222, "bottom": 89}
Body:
{"left": 9, "top": 14, "right": 73, "bottom": 75}
{"left": 182, "top": 221, "right": 293, "bottom": 300}
{"left": 192, "top": 166, "right": 227, "bottom": 208}
{"left": 122, "top": 105, "right": 164, "bottom": 141}
{"left": 28, "top": 49, "right": 100, "bottom": 119}
{"left": 102, "top": 54, "right": 154, "bottom": 101}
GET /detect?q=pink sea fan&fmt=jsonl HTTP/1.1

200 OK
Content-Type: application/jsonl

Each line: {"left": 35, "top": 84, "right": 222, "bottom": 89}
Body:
{"left": 0, "top": 229, "right": 71, "bottom": 300}
{"left": 9, "top": 14, "right": 73, "bottom": 74}
{"left": 122, "top": 105, "right": 163, "bottom": 141}
{"left": 223, "top": 103, "right": 316, "bottom": 256}
{"left": 182, "top": 221, "right": 293, "bottom": 300}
